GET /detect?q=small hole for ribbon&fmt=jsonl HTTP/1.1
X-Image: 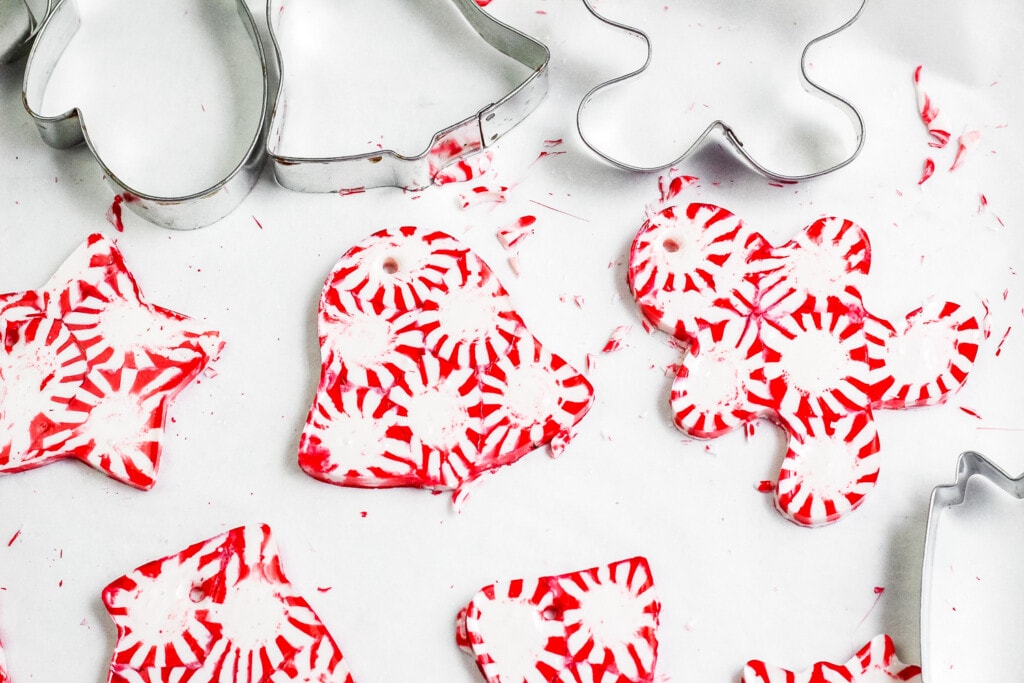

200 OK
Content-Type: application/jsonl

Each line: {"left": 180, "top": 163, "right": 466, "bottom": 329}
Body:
{"left": 189, "top": 586, "right": 206, "bottom": 603}
{"left": 541, "top": 606, "right": 560, "bottom": 620}
{"left": 382, "top": 257, "right": 399, "bottom": 274}
{"left": 663, "top": 238, "right": 680, "bottom": 253}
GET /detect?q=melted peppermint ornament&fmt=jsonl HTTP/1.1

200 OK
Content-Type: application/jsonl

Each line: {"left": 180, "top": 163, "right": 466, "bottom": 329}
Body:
{"left": 0, "top": 234, "right": 222, "bottom": 489}
{"left": 743, "top": 634, "right": 922, "bottom": 682}
{"left": 456, "top": 557, "right": 660, "bottom": 683}
{"left": 300, "top": 226, "right": 594, "bottom": 499}
{"left": 103, "top": 524, "right": 355, "bottom": 683}
{"left": 629, "top": 196, "right": 981, "bottom": 526}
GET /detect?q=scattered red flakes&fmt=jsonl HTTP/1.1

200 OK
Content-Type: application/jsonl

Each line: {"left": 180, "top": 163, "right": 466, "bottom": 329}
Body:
{"left": 106, "top": 194, "right": 126, "bottom": 232}
{"left": 338, "top": 187, "right": 366, "bottom": 197}
{"left": 474, "top": 0, "right": 492, "bottom": 5}
{"left": 532, "top": 149, "right": 566, "bottom": 165}
{"left": 573, "top": 295, "right": 585, "bottom": 308}
{"left": 543, "top": 138, "right": 563, "bottom": 147}
{"left": 918, "top": 157, "right": 936, "bottom": 185}
{"left": 497, "top": 215, "right": 537, "bottom": 249}
{"left": 528, "top": 199, "right": 588, "bottom": 222}
{"left": 657, "top": 170, "right": 698, "bottom": 203}
{"left": 253, "top": 216, "right": 264, "bottom": 230}
{"left": 755, "top": 480, "right": 774, "bottom": 493}
{"left": 978, "top": 193, "right": 989, "bottom": 213}
{"left": 959, "top": 406, "right": 983, "bottom": 420}
{"left": 507, "top": 254, "right": 522, "bottom": 277}
{"left": 586, "top": 353, "right": 597, "bottom": 372}
{"left": 434, "top": 152, "right": 493, "bottom": 185}
{"left": 995, "top": 327, "right": 1012, "bottom": 356}
{"left": 360, "top": 511, "right": 367, "bottom": 518}
{"left": 874, "top": 586, "right": 885, "bottom": 595}
{"left": 317, "top": 586, "right": 333, "bottom": 593}
{"left": 602, "top": 325, "right": 631, "bottom": 353}
{"left": 7, "top": 529, "right": 21, "bottom": 547}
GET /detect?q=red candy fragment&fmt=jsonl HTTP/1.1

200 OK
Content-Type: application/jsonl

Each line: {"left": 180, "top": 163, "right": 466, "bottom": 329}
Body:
{"left": 0, "top": 234, "right": 222, "bottom": 489}
{"left": 300, "top": 226, "right": 594, "bottom": 499}
{"left": 457, "top": 557, "right": 660, "bottom": 683}
{"left": 103, "top": 524, "right": 355, "bottom": 683}
{"left": 743, "top": 634, "right": 921, "bottom": 682}
{"left": 629, "top": 200, "right": 981, "bottom": 526}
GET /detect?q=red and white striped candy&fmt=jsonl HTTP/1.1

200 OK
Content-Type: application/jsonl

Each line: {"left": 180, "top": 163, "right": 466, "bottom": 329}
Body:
{"left": 774, "top": 410, "right": 880, "bottom": 527}
{"left": 749, "top": 216, "right": 871, "bottom": 318}
{"left": 0, "top": 234, "right": 222, "bottom": 489}
{"left": 628, "top": 203, "right": 763, "bottom": 350}
{"left": 912, "top": 65, "right": 951, "bottom": 149}
{"left": 457, "top": 557, "right": 659, "bottom": 683}
{"left": 869, "top": 300, "right": 982, "bottom": 410}
{"left": 0, "top": 317, "right": 88, "bottom": 470}
{"left": 302, "top": 227, "right": 594, "bottom": 498}
{"left": 103, "top": 524, "right": 355, "bottom": 683}
{"left": 669, "top": 316, "right": 764, "bottom": 439}
{"left": 743, "top": 634, "right": 921, "bottom": 682}
{"left": 630, "top": 200, "right": 979, "bottom": 526}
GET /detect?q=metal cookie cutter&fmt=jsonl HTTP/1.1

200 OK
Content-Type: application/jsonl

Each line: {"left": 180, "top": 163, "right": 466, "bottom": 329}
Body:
{"left": 0, "top": 0, "right": 51, "bottom": 63}
{"left": 21, "top": 0, "right": 269, "bottom": 230}
{"left": 266, "top": 0, "right": 550, "bottom": 193}
{"left": 921, "top": 451, "right": 1024, "bottom": 680}
{"left": 576, "top": 0, "right": 867, "bottom": 182}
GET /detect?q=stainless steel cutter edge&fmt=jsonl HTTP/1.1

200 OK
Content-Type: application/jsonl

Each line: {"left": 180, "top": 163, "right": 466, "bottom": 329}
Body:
{"left": 21, "top": 0, "right": 270, "bottom": 230}
{"left": 0, "top": 0, "right": 52, "bottom": 64}
{"left": 575, "top": 0, "right": 868, "bottom": 182}
{"left": 920, "top": 450, "right": 1024, "bottom": 681}
{"left": 265, "top": 0, "right": 551, "bottom": 193}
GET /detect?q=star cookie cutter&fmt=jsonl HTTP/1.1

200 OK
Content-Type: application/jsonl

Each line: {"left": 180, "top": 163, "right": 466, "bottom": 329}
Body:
{"left": 0, "top": 0, "right": 51, "bottom": 64}
{"left": 743, "top": 634, "right": 922, "bottom": 683}
{"left": 266, "top": 0, "right": 550, "bottom": 193}
{"left": 21, "top": 0, "right": 270, "bottom": 230}
{"left": 457, "top": 556, "right": 660, "bottom": 683}
{"left": 628, "top": 184, "right": 982, "bottom": 527}
{"left": 920, "top": 451, "right": 1024, "bottom": 681}
{"left": 0, "top": 233, "right": 222, "bottom": 489}
{"left": 102, "top": 524, "right": 357, "bottom": 682}
{"left": 299, "top": 226, "right": 595, "bottom": 502}
{"left": 576, "top": 0, "right": 867, "bottom": 181}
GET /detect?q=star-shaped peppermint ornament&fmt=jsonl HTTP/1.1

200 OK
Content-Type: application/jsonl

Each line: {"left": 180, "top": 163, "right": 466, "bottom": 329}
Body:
{"left": 629, "top": 183, "right": 981, "bottom": 526}
{"left": 0, "top": 233, "right": 222, "bottom": 488}
{"left": 103, "top": 524, "right": 356, "bottom": 683}
{"left": 299, "top": 226, "right": 594, "bottom": 500}
{"left": 457, "top": 557, "right": 660, "bottom": 683}
{"left": 743, "top": 634, "right": 922, "bottom": 682}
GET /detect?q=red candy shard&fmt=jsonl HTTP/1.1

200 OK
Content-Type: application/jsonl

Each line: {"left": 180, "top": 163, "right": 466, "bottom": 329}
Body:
{"left": 300, "top": 227, "right": 594, "bottom": 498}
{"left": 0, "top": 635, "right": 8, "bottom": 683}
{"left": 743, "top": 634, "right": 922, "bottom": 682}
{"left": 628, "top": 199, "right": 981, "bottom": 526}
{"left": 457, "top": 557, "right": 660, "bottom": 683}
{"left": 103, "top": 524, "right": 355, "bottom": 683}
{"left": 0, "top": 234, "right": 222, "bottom": 489}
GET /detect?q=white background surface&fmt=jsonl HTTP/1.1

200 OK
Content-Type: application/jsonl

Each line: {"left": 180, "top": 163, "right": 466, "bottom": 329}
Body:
{"left": 0, "top": 0, "right": 1022, "bottom": 680}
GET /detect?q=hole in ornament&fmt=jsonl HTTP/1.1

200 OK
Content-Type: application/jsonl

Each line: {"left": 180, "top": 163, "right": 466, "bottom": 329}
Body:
{"left": 382, "top": 257, "right": 399, "bottom": 274}
{"left": 541, "top": 606, "right": 560, "bottom": 620}
{"left": 189, "top": 586, "right": 206, "bottom": 603}
{"left": 663, "top": 238, "right": 680, "bottom": 253}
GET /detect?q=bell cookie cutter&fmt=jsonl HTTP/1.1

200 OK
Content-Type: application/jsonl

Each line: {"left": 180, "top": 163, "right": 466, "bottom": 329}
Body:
{"left": 266, "top": 0, "right": 550, "bottom": 193}
{"left": 920, "top": 451, "right": 1024, "bottom": 681}
{"left": 0, "top": 0, "right": 51, "bottom": 64}
{"left": 576, "top": 0, "right": 868, "bottom": 181}
{"left": 21, "top": 0, "right": 270, "bottom": 230}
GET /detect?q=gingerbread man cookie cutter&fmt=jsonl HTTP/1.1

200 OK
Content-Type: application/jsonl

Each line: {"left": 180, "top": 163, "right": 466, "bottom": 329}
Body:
{"left": 576, "top": 0, "right": 868, "bottom": 181}
{"left": 266, "top": 0, "right": 550, "bottom": 193}
{"left": 21, "top": 0, "right": 270, "bottom": 230}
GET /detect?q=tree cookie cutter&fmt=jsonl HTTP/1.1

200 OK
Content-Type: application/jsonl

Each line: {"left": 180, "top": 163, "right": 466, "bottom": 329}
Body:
{"left": 21, "top": 0, "right": 269, "bottom": 230}
{"left": 920, "top": 451, "right": 1024, "bottom": 681}
{"left": 0, "top": 0, "right": 51, "bottom": 63}
{"left": 266, "top": 0, "right": 550, "bottom": 193}
{"left": 576, "top": 0, "right": 868, "bottom": 182}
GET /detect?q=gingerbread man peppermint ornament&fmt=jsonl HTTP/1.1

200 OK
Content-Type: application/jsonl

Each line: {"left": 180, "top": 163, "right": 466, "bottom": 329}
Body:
{"left": 299, "top": 226, "right": 594, "bottom": 501}
{"left": 743, "top": 634, "right": 922, "bottom": 682}
{"left": 629, "top": 176, "right": 981, "bottom": 526}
